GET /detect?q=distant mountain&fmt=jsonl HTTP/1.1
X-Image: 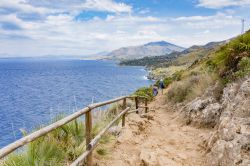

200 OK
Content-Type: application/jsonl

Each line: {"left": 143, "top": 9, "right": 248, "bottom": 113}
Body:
{"left": 107, "top": 41, "right": 185, "bottom": 60}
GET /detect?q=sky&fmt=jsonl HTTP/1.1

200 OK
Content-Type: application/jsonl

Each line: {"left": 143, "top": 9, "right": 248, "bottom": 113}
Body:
{"left": 0, "top": 0, "right": 250, "bottom": 57}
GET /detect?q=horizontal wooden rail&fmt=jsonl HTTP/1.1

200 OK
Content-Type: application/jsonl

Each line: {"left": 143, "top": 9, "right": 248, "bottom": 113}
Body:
{"left": 70, "top": 107, "right": 130, "bottom": 166}
{"left": 0, "top": 95, "right": 149, "bottom": 166}
{"left": 127, "top": 95, "right": 148, "bottom": 100}
{"left": 127, "top": 109, "right": 139, "bottom": 114}
{"left": 138, "top": 106, "right": 149, "bottom": 109}
{"left": 0, "top": 107, "right": 90, "bottom": 159}
{"left": 88, "top": 96, "right": 127, "bottom": 109}
{"left": 0, "top": 96, "right": 127, "bottom": 159}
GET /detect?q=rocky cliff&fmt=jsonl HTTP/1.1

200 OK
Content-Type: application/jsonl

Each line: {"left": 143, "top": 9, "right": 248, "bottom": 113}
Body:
{"left": 181, "top": 76, "right": 250, "bottom": 165}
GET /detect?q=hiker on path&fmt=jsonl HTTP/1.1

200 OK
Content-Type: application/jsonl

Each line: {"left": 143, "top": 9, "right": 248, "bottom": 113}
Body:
{"left": 159, "top": 78, "right": 164, "bottom": 94}
{"left": 152, "top": 85, "right": 158, "bottom": 96}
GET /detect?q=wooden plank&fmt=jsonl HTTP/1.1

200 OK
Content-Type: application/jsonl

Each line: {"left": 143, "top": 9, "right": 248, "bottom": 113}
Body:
{"left": 0, "top": 107, "right": 90, "bottom": 159}
{"left": 135, "top": 96, "right": 139, "bottom": 114}
{"left": 87, "top": 107, "right": 130, "bottom": 150}
{"left": 0, "top": 96, "right": 128, "bottom": 159}
{"left": 70, "top": 151, "right": 90, "bottom": 166}
{"left": 127, "top": 109, "right": 139, "bottom": 114}
{"left": 128, "top": 95, "right": 148, "bottom": 100}
{"left": 88, "top": 96, "right": 126, "bottom": 109}
{"left": 71, "top": 107, "right": 130, "bottom": 166}
{"left": 122, "top": 98, "right": 126, "bottom": 127}
{"left": 138, "top": 106, "right": 149, "bottom": 109}
{"left": 85, "top": 110, "right": 92, "bottom": 166}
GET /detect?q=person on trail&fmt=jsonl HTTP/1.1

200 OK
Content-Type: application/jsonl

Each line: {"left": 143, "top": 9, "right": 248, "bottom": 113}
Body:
{"left": 159, "top": 78, "right": 164, "bottom": 94}
{"left": 152, "top": 85, "right": 158, "bottom": 96}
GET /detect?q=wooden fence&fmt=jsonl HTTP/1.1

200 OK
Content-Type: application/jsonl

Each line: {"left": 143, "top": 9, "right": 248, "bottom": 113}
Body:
{"left": 0, "top": 95, "right": 149, "bottom": 166}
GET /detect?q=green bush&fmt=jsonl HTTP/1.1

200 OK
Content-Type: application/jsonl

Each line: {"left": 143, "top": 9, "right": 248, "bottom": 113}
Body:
{"left": 234, "top": 57, "right": 250, "bottom": 78}
{"left": 134, "top": 87, "right": 153, "bottom": 101}
{"left": 172, "top": 70, "right": 184, "bottom": 81}
{"left": 207, "top": 31, "right": 250, "bottom": 83}
{"left": 3, "top": 112, "right": 116, "bottom": 166}
{"left": 3, "top": 118, "right": 84, "bottom": 166}
{"left": 163, "top": 77, "right": 173, "bottom": 87}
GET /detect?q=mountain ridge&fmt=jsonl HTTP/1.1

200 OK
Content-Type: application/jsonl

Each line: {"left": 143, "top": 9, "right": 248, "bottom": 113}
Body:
{"left": 106, "top": 41, "right": 185, "bottom": 60}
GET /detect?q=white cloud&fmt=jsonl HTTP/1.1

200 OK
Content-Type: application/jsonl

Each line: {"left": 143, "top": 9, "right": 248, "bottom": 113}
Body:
{"left": 80, "top": 0, "right": 132, "bottom": 13}
{"left": 0, "top": 1, "right": 250, "bottom": 57}
{"left": 197, "top": 0, "right": 250, "bottom": 9}
{"left": 0, "top": 0, "right": 54, "bottom": 15}
{"left": 173, "top": 12, "right": 241, "bottom": 29}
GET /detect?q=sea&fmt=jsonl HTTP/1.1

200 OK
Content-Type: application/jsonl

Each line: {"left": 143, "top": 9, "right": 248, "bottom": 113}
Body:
{"left": 0, "top": 59, "right": 152, "bottom": 148}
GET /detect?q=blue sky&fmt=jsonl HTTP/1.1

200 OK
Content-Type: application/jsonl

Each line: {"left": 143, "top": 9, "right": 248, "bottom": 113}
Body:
{"left": 0, "top": 0, "right": 250, "bottom": 57}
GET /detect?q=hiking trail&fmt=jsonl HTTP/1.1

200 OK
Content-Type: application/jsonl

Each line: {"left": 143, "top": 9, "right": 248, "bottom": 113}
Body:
{"left": 95, "top": 92, "right": 212, "bottom": 166}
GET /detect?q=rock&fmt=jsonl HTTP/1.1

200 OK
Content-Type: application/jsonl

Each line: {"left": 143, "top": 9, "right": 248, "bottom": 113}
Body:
{"left": 140, "top": 150, "right": 158, "bottom": 166}
{"left": 180, "top": 75, "right": 250, "bottom": 165}
{"left": 185, "top": 97, "right": 215, "bottom": 112}
{"left": 205, "top": 76, "right": 250, "bottom": 166}
{"left": 140, "top": 113, "right": 154, "bottom": 120}
{"left": 182, "top": 98, "right": 221, "bottom": 127}
{"left": 125, "top": 155, "right": 137, "bottom": 165}
{"left": 108, "top": 126, "right": 122, "bottom": 136}
{"left": 117, "top": 127, "right": 133, "bottom": 144}
{"left": 201, "top": 103, "right": 222, "bottom": 127}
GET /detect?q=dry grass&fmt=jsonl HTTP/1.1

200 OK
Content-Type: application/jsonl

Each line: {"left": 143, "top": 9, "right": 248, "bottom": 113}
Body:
{"left": 167, "top": 72, "right": 216, "bottom": 103}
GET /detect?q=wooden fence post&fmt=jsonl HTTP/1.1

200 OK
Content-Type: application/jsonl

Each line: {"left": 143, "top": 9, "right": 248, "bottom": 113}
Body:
{"left": 145, "top": 98, "right": 148, "bottom": 113}
{"left": 85, "top": 110, "right": 92, "bottom": 166}
{"left": 135, "top": 96, "right": 139, "bottom": 114}
{"left": 122, "top": 98, "right": 126, "bottom": 127}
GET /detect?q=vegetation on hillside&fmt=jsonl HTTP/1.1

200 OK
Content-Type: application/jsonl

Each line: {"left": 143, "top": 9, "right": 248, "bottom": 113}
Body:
{"left": 134, "top": 87, "right": 154, "bottom": 101}
{"left": 166, "top": 31, "right": 250, "bottom": 103}
{"left": 119, "top": 52, "right": 179, "bottom": 67}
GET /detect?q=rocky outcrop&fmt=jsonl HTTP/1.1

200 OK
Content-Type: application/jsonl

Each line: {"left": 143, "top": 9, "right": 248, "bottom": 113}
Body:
{"left": 182, "top": 76, "right": 250, "bottom": 165}
{"left": 182, "top": 94, "right": 221, "bottom": 128}
{"left": 206, "top": 77, "right": 250, "bottom": 166}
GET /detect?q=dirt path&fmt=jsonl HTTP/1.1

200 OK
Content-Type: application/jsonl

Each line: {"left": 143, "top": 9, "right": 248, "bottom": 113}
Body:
{"left": 95, "top": 93, "right": 210, "bottom": 166}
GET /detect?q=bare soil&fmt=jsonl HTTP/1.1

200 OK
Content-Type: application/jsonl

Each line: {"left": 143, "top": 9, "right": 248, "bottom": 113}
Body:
{"left": 94, "top": 92, "right": 211, "bottom": 166}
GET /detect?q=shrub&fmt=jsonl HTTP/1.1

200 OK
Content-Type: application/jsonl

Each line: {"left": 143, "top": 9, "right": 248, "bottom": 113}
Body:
{"left": 167, "top": 73, "right": 215, "bottom": 103}
{"left": 3, "top": 118, "right": 84, "bottom": 166}
{"left": 172, "top": 70, "right": 184, "bottom": 81}
{"left": 209, "top": 31, "right": 250, "bottom": 82}
{"left": 167, "top": 79, "right": 192, "bottom": 103}
{"left": 3, "top": 111, "right": 116, "bottom": 166}
{"left": 163, "top": 77, "right": 173, "bottom": 87}
{"left": 96, "top": 148, "right": 108, "bottom": 156}
{"left": 234, "top": 57, "right": 250, "bottom": 78}
{"left": 134, "top": 87, "right": 153, "bottom": 101}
